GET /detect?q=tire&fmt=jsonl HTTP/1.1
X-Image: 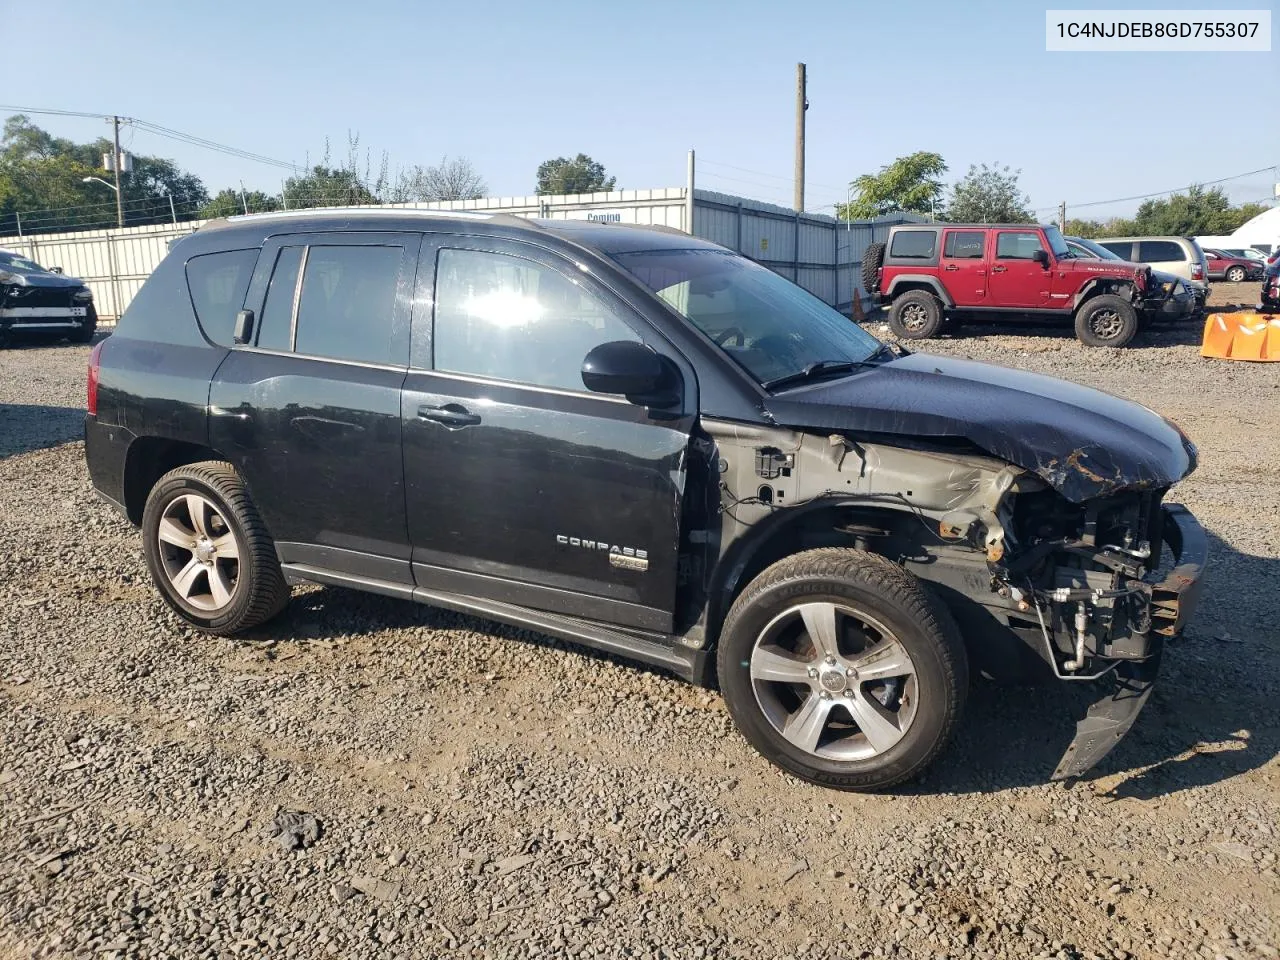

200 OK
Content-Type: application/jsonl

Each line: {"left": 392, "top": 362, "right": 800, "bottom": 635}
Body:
{"left": 861, "top": 242, "right": 885, "bottom": 296}
{"left": 716, "top": 548, "right": 968, "bottom": 791}
{"left": 1226, "top": 266, "right": 1246, "bottom": 283}
{"left": 141, "top": 461, "right": 290, "bottom": 634}
{"left": 887, "top": 290, "right": 945, "bottom": 339}
{"left": 1074, "top": 294, "right": 1139, "bottom": 348}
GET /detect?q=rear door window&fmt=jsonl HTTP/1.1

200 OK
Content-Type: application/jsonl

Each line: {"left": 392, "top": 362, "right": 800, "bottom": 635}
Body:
{"left": 255, "top": 246, "right": 304, "bottom": 352}
{"left": 1137, "top": 241, "right": 1186, "bottom": 262}
{"left": 185, "top": 249, "right": 259, "bottom": 346}
{"left": 293, "top": 245, "right": 403, "bottom": 365}
{"left": 889, "top": 230, "right": 937, "bottom": 259}
{"left": 943, "top": 231, "right": 985, "bottom": 259}
{"left": 1099, "top": 242, "right": 1133, "bottom": 260}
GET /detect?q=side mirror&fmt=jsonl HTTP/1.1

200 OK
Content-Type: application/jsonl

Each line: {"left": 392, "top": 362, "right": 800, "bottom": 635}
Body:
{"left": 48, "top": 266, "right": 65, "bottom": 274}
{"left": 1032, "top": 249, "right": 1050, "bottom": 268}
{"left": 582, "top": 340, "right": 679, "bottom": 406}
{"left": 233, "top": 309, "right": 255, "bottom": 345}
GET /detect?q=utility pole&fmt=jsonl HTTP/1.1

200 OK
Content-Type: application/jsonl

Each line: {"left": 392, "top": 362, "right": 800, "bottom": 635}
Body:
{"left": 794, "top": 63, "right": 807, "bottom": 213}
{"left": 1058, "top": 201, "right": 1067, "bottom": 232}
{"left": 111, "top": 116, "right": 124, "bottom": 228}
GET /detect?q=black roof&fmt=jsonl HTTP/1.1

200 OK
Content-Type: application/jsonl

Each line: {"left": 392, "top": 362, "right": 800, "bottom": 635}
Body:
{"left": 189, "top": 209, "right": 720, "bottom": 259}
{"left": 890, "top": 222, "right": 1053, "bottom": 231}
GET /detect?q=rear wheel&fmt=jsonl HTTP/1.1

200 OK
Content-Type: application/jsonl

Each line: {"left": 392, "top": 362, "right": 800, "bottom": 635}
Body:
{"left": 142, "top": 461, "right": 290, "bottom": 634}
{"left": 1226, "top": 266, "right": 1246, "bottom": 283}
{"left": 1074, "top": 294, "right": 1139, "bottom": 348}
{"left": 888, "top": 290, "right": 945, "bottom": 339}
{"left": 717, "top": 548, "right": 968, "bottom": 791}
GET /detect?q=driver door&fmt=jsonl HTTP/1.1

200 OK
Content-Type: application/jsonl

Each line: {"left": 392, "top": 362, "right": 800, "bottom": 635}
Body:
{"left": 400, "top": 236, "right": 697, "bottom": 632}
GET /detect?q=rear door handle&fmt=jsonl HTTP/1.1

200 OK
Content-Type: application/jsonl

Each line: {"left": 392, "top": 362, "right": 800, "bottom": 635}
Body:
{"left": 417, "top": 403, "right": 481, "bottom": 427}
{"left": 944, "top": 264, "right": 959, "bottom": 271}
{"left": 991, "top": 266, "right": 1007, "bottom": 273}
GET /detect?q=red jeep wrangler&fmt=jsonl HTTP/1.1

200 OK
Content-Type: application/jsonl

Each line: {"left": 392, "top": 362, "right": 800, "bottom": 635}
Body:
{"left": 864, "top": 223, "right": 1187, "bottom": 348}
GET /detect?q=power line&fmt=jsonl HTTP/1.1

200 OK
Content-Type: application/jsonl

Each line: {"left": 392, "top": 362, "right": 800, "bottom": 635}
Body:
{"left": 1045, "top": 165, "right": 1277, "bottom": 215}
{"left": 0, "top": 104, "right": 299, "bottom": 172}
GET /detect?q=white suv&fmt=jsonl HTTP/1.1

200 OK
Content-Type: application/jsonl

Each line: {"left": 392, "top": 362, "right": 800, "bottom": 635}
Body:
{"left": 1097, "top": 237, "right": 1209, "bottom": 303}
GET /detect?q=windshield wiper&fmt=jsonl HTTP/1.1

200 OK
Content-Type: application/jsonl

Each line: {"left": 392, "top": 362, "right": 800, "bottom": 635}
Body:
{"left": 763, "top": 359, "right": 874, "bottom": 391}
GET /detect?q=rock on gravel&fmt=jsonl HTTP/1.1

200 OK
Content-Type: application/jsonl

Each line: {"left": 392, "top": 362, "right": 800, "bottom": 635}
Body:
{"left": 1, "top": 325, "right": 1277, "bottom": 960}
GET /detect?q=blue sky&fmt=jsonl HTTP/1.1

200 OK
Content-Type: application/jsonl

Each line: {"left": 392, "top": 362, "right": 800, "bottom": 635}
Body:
{"left": 5, "top": 0, "right": 1278, "bottom": 219}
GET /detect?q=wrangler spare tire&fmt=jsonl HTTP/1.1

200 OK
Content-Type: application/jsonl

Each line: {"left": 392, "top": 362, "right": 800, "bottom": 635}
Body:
{"left": 861, "top": 242, "right": 886, "bottom": 296}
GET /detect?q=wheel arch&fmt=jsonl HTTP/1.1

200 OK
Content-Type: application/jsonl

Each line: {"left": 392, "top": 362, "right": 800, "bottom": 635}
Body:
{"left": 1072, "top": 276, "right": 1138, "bottom": 312}
{"left": 122, "top": 436, "right": 228, "bottom": 525}
{"left": 885, "top": 275, "right": 954, "bottom": 308}
{"left": 703, "top": 500, "right": 930, "bottom": 651}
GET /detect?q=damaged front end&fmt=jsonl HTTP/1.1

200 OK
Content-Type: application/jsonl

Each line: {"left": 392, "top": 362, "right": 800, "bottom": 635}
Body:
{"left": 990, "top": 483, "right": 1208, "bottom": 779}
{"left": 701, "top": 413, "right": 1208, "bottom": 783}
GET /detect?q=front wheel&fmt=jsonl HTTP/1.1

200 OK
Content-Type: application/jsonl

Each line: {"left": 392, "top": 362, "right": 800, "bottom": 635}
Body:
{"left": 1074, "top": 294, "right": 1139, "bottom": 348}
{"left": 142, "top": 461, "right": 291, "bottom": 634}
{"left": 716, "top": 548, "right": 968, "bottom": 791}
{"left": 1225, "top": 266, "right": 1246, "bottom": 283}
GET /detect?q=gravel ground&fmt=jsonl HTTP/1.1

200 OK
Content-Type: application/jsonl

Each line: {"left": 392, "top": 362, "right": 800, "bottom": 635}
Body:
{"left": 1, "top": 284, "right": 1277, "bottom": 960}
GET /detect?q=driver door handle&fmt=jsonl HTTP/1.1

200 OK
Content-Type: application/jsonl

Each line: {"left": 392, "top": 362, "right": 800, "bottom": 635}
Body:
{"left": 417, "top": 403, "right": 481, "bottom": 428}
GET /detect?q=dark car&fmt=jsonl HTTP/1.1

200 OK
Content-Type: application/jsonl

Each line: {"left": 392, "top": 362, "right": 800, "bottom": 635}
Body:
{"left": 1260, "top": 259, "right": 1279, "bottom": 312}
{"left": 863, "top": 223, "right": 1190, "bottom": 347}
{"left": 1203, "top": 248, "right": 1264, "bottom": 282}
{"left": 84, "top": 210, "right": 1208, "bottom": 791}
{"left": 0, "top": 249, "right": 97, "bottom": 342}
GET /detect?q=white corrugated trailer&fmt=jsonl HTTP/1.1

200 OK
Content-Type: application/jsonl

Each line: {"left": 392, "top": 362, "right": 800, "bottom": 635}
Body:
{"left": 0, "top": 188, "right": 919, "bottom": 322}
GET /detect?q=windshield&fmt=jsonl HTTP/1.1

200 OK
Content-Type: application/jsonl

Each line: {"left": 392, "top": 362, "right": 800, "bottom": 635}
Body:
{"left": 0, "top": 253, "right": 46, "bottom": 273}
{"left": 612, "top": 248, "right": 883, "bottom": 387}
{"left": 1042, "top": 226, "right": 1070, "bottom": 258}
{"left": 1068, "top": 236, "right": 1124, "bottom": 260}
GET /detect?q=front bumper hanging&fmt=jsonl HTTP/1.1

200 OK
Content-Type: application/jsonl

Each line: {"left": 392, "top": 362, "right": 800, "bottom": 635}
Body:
{"left": 1051, "top": 504, "right": 1209, "bottom": 780}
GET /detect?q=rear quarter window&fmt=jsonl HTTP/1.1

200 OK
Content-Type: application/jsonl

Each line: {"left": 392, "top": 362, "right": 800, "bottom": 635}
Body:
{"left": 889, "top": 230, "right": 937, "bottom": 259}
{"left": 1137, "top": 241, "right": 1186, "bottom": 262}
{"left": 185, "top": 249, "right": 260, "bottom": 346}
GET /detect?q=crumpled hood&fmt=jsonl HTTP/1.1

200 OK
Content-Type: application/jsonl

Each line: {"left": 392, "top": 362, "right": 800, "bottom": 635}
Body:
{"left": 762, "top": 353, "right": 1197, "bottom": 502}
{"left": 0, "top": 269, "right": 84, "bottom": 289}
{"left": 1062, "top": 258, "right": 1145, "bottom": 280}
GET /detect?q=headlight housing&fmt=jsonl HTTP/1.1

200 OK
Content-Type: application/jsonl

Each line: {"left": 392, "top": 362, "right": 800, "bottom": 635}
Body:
{"left": 73, "top": 288, "right": 93, "bottom": 301}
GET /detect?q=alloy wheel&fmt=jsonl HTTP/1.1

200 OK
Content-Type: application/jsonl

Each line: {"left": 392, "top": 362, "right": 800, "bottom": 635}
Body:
{"left": 900, "top": 303, "right": 928, "bottom": 332}
{"left": 749, "top": 601, "right": 919, "bottom": 761}
{"left": 156, "top": 493, "right": 241, "bottom": 611}
{"left": 1089, "top": 308, "right": 1124, "bottom": 340}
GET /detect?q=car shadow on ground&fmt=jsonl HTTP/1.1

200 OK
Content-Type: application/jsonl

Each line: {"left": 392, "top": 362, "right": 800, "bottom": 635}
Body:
{"left": 243, "top": 531, "right": 1277, "bottom": 800}
{"left": 0, "top": 404, "right": 86, "bottom": 459}
{"left": 916, "top": 528, "right": 1278, "bottom": 798}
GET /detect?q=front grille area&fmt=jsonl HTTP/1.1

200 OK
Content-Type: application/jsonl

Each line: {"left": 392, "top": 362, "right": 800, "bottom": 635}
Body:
{"left": 1, "top": 285, "right": 87, "bottom": 309}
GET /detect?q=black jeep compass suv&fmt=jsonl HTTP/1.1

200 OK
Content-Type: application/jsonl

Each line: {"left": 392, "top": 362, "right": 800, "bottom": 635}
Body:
{"left": 84, "top": 209, "right": 1207, "bottom": 791}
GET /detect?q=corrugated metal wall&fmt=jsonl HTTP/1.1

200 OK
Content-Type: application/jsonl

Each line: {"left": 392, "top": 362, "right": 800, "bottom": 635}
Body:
{"left": 0, "top": 188, "right": 923, "bottom": 321}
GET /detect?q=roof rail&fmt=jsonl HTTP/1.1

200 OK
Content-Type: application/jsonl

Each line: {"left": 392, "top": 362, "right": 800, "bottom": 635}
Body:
{"left": 226, "top": 207, "right": 495, "bottom": 223}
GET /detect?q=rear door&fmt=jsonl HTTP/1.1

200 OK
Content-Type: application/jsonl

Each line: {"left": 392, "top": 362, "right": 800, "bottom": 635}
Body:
{"left": 400, "top": 236, "right": 696, "bottom": 632}
{"left": 988, "top": 230, "right": 1051, "bottom": 307}
{"left": 209, "top": 231, "right": 420, "bottom": 583}
{"left": 939, "top": 229, "right": 987, "bottom": 304}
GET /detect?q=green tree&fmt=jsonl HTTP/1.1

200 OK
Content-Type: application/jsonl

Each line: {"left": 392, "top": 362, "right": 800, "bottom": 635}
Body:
{"left": 198, "top": 188, "right": 282, "bottom": 219}
{"left": 535, "top": 154, "right": 616, "bottom": 195}
{"left": 945, "top": 163, "right": 1033, "bottom": 224}
{"left": 1129, "top": 186, "right": 1266, "bottom": 236}
{"left": 1063, "top": 218, "right": 1107, "bottom": 238}
{"left": 836, "top": 152, "right": 947, "bottom": 220}
{"left": 1, "top": 113, "right": 209, "bottom": 232}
